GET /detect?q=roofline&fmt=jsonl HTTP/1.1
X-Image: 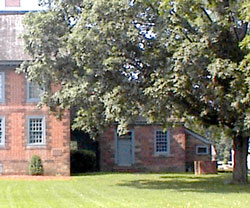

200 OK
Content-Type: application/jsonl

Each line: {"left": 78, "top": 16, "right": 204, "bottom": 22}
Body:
{"left": 113, "top": 121, "right": 185, "bottom": 126}
{"left": 184, "top": 128, "right": 212, "bottom": 144}
{"left": 0, "top": 60, "right": 23, "bottom": 66}
{"left": 0, "top": 10, "right": 40, "bottom": 14}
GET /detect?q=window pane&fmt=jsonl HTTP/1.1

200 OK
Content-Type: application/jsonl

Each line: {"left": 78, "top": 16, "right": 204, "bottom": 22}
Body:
{"left": 155, "top": 130, "right": 168, "bottom": 153}
{"left": 28, "top": 118, "right": 44, "bottom": 144}
{"left": 28, "top": 82, "right": 43, "bottom": 100}
{"left": 197, "top": 147, "right": 208, "bottom": 154}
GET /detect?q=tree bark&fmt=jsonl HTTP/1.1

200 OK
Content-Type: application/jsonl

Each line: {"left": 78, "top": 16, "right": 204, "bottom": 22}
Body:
{"left": 232, "top": 134, "right": 248, "bottom": 184}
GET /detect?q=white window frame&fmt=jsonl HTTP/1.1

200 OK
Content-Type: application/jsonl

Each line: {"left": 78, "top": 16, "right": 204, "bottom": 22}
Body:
{"left": 27, "top": 81, "right": 43, "bottom": 103}
{"left": 196, "top": 145, "right": 209, "bottom": 155}
{"left": 0, "top": 72, "right": 5, "bottom": 103}
{"left": 154, "top": 130, "right": 170, "bottom": 155}
{"left": 27, "top": 116, "right": 46, "bottom": 146}
{"left": 0, "top": 117, "right": 5, "bottom": 146}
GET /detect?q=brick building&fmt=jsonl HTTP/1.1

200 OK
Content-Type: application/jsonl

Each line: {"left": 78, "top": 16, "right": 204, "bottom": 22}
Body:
{"left": 99, "top": 125, "right": 216, "bottom": 172}
{"left": 0, "top": 9, "right": 70, "bottom": 175}
{"left": 0, "top": 0, "right": 215, "bottom": 175}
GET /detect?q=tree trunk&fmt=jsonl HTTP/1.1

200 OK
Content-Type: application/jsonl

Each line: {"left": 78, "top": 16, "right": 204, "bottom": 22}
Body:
{"left": 232, "top": 134, "right": 248, "bottom": 184}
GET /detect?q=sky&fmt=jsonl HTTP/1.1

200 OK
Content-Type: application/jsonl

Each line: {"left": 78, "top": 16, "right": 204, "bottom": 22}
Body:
{"left": 0, "top": 0, "right": 44, "bottom": 11}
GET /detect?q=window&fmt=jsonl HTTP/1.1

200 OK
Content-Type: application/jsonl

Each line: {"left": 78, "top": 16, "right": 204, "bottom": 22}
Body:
{"left": 5, "top": 0, "right": 21, "bottom": 7}
{"left": 27, "top": 116, "right": 45, "bottom": 145}
{"left": 0, "top": 72, "right": 5, "bottom": 103}
{"left": 0, "top": 117, "right": 5, "bottom": 146}
{"left": 155, "top": 130, "right": 169, "bottom": 155}
{"left": 196, "top": 145, "right": 208, "bottom": 155}
{"left": 27, "top": 81, "right": 43, "bottom": 102}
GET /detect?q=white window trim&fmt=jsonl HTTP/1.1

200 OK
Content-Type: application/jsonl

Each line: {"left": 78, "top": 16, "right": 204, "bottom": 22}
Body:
{"left": 27, "top": 116, "right": 46, "bottom": 146}
{"left": 196, "top": 145, "right": 209, "bottom": 155}
{"left": 0, "top": 117, "right": 5, "bottom": 146}
{"left": 0, "top": 72, "right": 5, "bottom": 103}
{"left": 26, "top": 81, "right": 43, "bottom": 103}
{"left": 154, "top": 130, "right": 170, "bottom": 156}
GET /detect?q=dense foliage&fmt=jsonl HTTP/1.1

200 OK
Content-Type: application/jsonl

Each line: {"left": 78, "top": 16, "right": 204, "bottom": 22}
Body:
{"left": 71, "top": 150, "right": 97, "bottom": 173}
{"left": 19, "top": 0, "right": 250, "bottom": 183}
{"left": 29, "top": 155, "right": 44, "bottom": 175}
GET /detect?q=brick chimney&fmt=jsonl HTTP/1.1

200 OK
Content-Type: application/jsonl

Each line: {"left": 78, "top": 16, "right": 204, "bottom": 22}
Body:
{"left": 5, "top": 0, "right": 20, "bottom": 7}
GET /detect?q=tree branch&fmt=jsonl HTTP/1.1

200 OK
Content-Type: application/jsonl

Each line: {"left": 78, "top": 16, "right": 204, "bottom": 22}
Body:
{"left": 172, "top": 12, "right": 196, "bottom": 34}
{"left": 184, "top": 33, "right": 193, "bottom": 43}
{"left": 200, "top": 7, "right": 213, "bottom": 23}
{"left": 237, "top": 22, "right": 248, "bottom": 41}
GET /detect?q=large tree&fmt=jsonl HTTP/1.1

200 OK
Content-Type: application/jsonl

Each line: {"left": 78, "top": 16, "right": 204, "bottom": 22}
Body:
{"left": 19, "top": 0, "right": 250, "bottom": 184}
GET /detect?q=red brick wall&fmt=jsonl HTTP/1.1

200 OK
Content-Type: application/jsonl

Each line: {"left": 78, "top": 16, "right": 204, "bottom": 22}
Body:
{"left": 185, "top": 134, "right": 211, "bottom": 162}
{"left": 194, "top": 161, "right": 217, "bottom": 174}
{"left": 99, "top": 127, "right": 116, "bottom": 170}
{"left": 134, "top": 126, "right": 186, "bottom": 172}
{"left": 185, "top": 133, "right": 212, "bottom": 171}
{"left": 99, "top": 125, "right": 187, "bottom": 172}
{"left": 0, "top": 67, "right": 70, "bottom": 176}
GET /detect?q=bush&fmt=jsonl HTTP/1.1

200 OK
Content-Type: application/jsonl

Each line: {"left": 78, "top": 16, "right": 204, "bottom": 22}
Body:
{"left": 71, "top": 150, "right": 96, "bottom": 173}
{"left": 29, "top": 155, "right": 44, "bottom": 175}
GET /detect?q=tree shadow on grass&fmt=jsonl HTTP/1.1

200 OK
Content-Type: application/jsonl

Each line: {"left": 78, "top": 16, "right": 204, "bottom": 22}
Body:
{"left": 72, "top": 172, "right": 129, "bottom": 177}
{"left": 117, "top": 173, "right": 250, "bottom": 193}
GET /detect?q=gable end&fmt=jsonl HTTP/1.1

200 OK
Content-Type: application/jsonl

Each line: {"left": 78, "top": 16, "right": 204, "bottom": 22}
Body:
{"left": 184, "top": 128, "right": 212, "bottom": 144}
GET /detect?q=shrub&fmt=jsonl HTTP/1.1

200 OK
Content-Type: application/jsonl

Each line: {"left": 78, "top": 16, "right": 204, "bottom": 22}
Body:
{"left": 71, "top": 150, "right": 96, "bottom": 173}
{"left": 29, "top": 155, "right": 44, "bottom": 175}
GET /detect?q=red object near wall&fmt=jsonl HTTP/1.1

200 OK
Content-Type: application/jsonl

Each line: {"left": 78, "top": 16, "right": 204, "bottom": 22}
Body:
{"left": 194, "top": 161, "right": 217, "bottom": 174}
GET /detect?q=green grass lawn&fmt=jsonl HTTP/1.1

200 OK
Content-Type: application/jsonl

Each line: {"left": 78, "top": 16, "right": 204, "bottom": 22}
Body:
{"left": 0, "top": 172, "right": 249, "bottom": 208}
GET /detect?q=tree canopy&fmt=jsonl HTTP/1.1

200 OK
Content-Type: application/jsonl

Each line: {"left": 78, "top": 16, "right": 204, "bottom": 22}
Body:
{"left": 19, "top": 0, "right": 250, "bottom": 184}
